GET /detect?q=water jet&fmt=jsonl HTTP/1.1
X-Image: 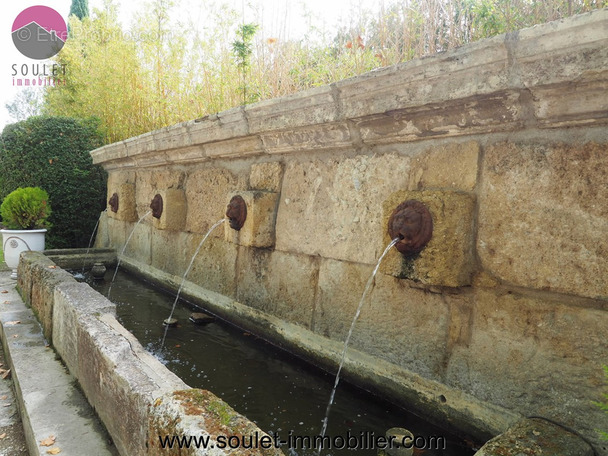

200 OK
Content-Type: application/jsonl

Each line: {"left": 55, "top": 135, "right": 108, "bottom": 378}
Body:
{"left": 106, "top": 210, "right": 152, "bottom": 300}
{"left": 160, "top": 218, "right": 225, "bottom": 343}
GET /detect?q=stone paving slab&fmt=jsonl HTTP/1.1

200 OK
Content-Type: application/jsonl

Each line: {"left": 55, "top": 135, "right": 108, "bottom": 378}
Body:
{"left": 0, "top": 272, "right": 118, "bottom": 456}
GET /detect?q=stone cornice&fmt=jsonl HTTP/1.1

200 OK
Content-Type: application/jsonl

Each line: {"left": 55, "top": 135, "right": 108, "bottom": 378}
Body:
{"left": 91, "top": 9, "right": 608, "bottom": 170}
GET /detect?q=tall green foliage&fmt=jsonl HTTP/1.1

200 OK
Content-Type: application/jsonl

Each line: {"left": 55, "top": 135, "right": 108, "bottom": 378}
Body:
{"left": 43, "top": 0, "right": 607, "bottom": 144}
{"left": 0, "top": 117, "right": 106, "bottom": 248}
{"left": 46, "top": 2, "right": 146, "bottom": 143}
{"left": 69, "top": 0, "right": 89, "bottom": 20}
{"left": 232, "top": 23, "right": 259, "bottom": 104}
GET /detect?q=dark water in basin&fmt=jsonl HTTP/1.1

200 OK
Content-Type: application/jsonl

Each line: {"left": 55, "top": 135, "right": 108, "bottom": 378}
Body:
{"left": 87, "top": 270, "right": 477, "bottom": 456}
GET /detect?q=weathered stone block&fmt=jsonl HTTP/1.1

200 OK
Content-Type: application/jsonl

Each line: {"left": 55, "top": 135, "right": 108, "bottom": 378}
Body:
{"left": 183, "top": 235, "right": 237, "bottom": 299}
{"left": 275, "top": 154, "right": 412, "bottom": 265}
{"left": 236, "top": 248, "right": 317, "bottom": 328}
{"left": 105, "top": 216, "right": 127, "bottom": 253}
{"left": 446, "top": 289, "right": 608, "bottom": 453}
{"left": 355, "top": 90, "right": 525, "bottom": 144}
{"left": 474, "top": 418, "right": 594, "bottom": 456}
{"left": 152, "top": 188, "right": 187, "bottom": 231}
{"left": 314, "top": 258, "right": 451, "bottom": 381}
{"left": 184, "top": 167, "right": 244, "bottom": 234}
{"left": 225, "top": 191, "right": 279, "bottom": 248}
{"left": 152, "top": 123, "right": 191, "bottom": 151}
{"left": 186, "top": 107, "right": 249, "bottom": 144}
{"left": 204, "top": 136, "right": 265, "bottom": 158}
{"left": 260, "top": 122, "right": 353, "bottom": 154}
{"left": 107, "top": 182, "right": 138, "bottom": 222}
{"left": 149, "top": 390, "right": 282, "bottom": 456}
{"left": 250, "top": 162, "right": 284, "bottom": 192}
{"left": 52, "top": 282, "right": 116, "bottom": 380}
{"left": 17, "top": 251, "right": 54, "bottom": 306}
{"left": 381, "top": 189, "right": 476, "bottom": 287}
{"left": 29, "top": 261, "right": 76, "bottom": 341}
{"left": 93, "top": 210, "right": 110, "bottom": 248}
{"left": 150, "top": 230, "right": 189, "bottom": 278}
{"left": 134, "top": 169, "right": 184, "bottom": 208}
{"left": 244, "top": 85, "right": 339, "bottom": 133}
{"left": 151, "top": 224, "right": 237, "bottom": 298}
{"left": 76, "top": 313, "right": 184, "bottom": 456}
{"left": 123, "top": 219, "right": 152, "bottom": 265}
{"left": 408, "top": 141, "right": 479, "bottom": 191}
{"left": 478, "top": 142, "right": 608, "bottom": 299}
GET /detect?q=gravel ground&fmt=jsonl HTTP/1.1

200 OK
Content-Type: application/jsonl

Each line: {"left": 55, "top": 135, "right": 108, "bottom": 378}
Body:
{"left": 0, "top": 345, "right": 28, "bottom": 456}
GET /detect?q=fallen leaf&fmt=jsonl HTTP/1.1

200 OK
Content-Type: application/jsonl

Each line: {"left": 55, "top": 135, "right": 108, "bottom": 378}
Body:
{"left": 47, "top": 448, "right": 61, "bottom": 455}
{"left": 5, "top": 321, "right": 20, "bottom": 325}
{"left": 40, "top": 435, "right": 56, "bottom": 446}
{"left": 1, "top": 369, "right": 10, "bottom": 379}
{"left": 0, "top": 433, "right": 6, "bottom": 439}
{"left": 3, "top": 403, "right": 10, "bottom": 407}
{"left": 0, "top": 395, "right": 6, "bottom": 400}
{"left": 1, "top": 290, "right": 8, "bottom": 293}
{"left": 48, "top": 266, "right": 57, "bottom": 269}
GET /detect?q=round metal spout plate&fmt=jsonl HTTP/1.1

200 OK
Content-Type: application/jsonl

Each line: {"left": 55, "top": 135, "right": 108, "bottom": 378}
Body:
{"left": 388, "top": 200, "right": 433, "bottom": 256}
{"left": 226, "top": 195, "right": 247, "bottom": 231}
{"left": 150, "top": 194, "right": 163, "bottom": 219}
{"left": 108, "top": 193, "right": 119, "bottom": 213}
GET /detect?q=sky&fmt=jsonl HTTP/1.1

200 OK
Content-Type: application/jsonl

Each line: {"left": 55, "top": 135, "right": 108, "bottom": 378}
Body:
{"left": 0, "top": 0, "right": 379, "bottom": 130}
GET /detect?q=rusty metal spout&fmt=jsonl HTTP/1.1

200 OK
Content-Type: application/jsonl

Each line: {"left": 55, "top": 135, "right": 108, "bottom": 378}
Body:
{"left": 108, "top": 193, "right": 119, "bottom": 213}
{"left": 150, "top": 194, "right": 163, "bottom": 219}
{"left": 388, "top": 200, "right": 433, "bottom": 256}
{"left": 226, "top": 195, "right": 247, "bottom": 231}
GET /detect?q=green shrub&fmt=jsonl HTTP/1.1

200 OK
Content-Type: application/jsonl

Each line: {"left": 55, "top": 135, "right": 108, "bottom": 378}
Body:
{"left": 0, "top": 187, "right": 52, "bottom": 230}
{"left": 0, "top": 116, "right": 106, "bottom": 248}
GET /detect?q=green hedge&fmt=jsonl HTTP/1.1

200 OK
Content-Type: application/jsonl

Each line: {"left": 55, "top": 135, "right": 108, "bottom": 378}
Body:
{"left": 0, "top": 116, "right": 106, "bottom": 248}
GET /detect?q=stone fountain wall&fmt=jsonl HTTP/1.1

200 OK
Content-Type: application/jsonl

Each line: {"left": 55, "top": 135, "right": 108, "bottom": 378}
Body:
{"left": 91, "top": 10, "right": 608, "bottom": 454}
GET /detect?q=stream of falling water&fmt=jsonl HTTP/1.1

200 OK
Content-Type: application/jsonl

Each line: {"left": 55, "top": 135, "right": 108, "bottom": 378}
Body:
{"left": 79, "top": 209, "right": 106, "bottom": 276}
{"left": 318, "top": 237, "right": 400, "bottom": 454}
{"left": 160, "top": 218, "right": 226, "bottom": 348}
{"left": 107, "top": 210, "right": 152, "bottom": 300}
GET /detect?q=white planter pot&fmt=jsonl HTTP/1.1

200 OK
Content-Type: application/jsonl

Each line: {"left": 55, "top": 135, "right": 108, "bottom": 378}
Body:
{"left": 1, "top": 229, "right": 47, "bottom": 279}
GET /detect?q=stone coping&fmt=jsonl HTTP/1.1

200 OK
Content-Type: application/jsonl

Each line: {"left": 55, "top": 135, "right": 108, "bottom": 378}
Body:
{"left": 15, "top": 251, "right": 282, "bottom": 456}
{"left": 90, "top": 10, "right": 608, "bottom": 169}
{"left": 0, "top": 271, "right": 117, "bottom": 456}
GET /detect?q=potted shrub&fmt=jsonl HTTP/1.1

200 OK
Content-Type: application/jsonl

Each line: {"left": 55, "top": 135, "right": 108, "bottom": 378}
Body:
{"left": 0, "top": 187, "right": 52, "bottom": 279}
